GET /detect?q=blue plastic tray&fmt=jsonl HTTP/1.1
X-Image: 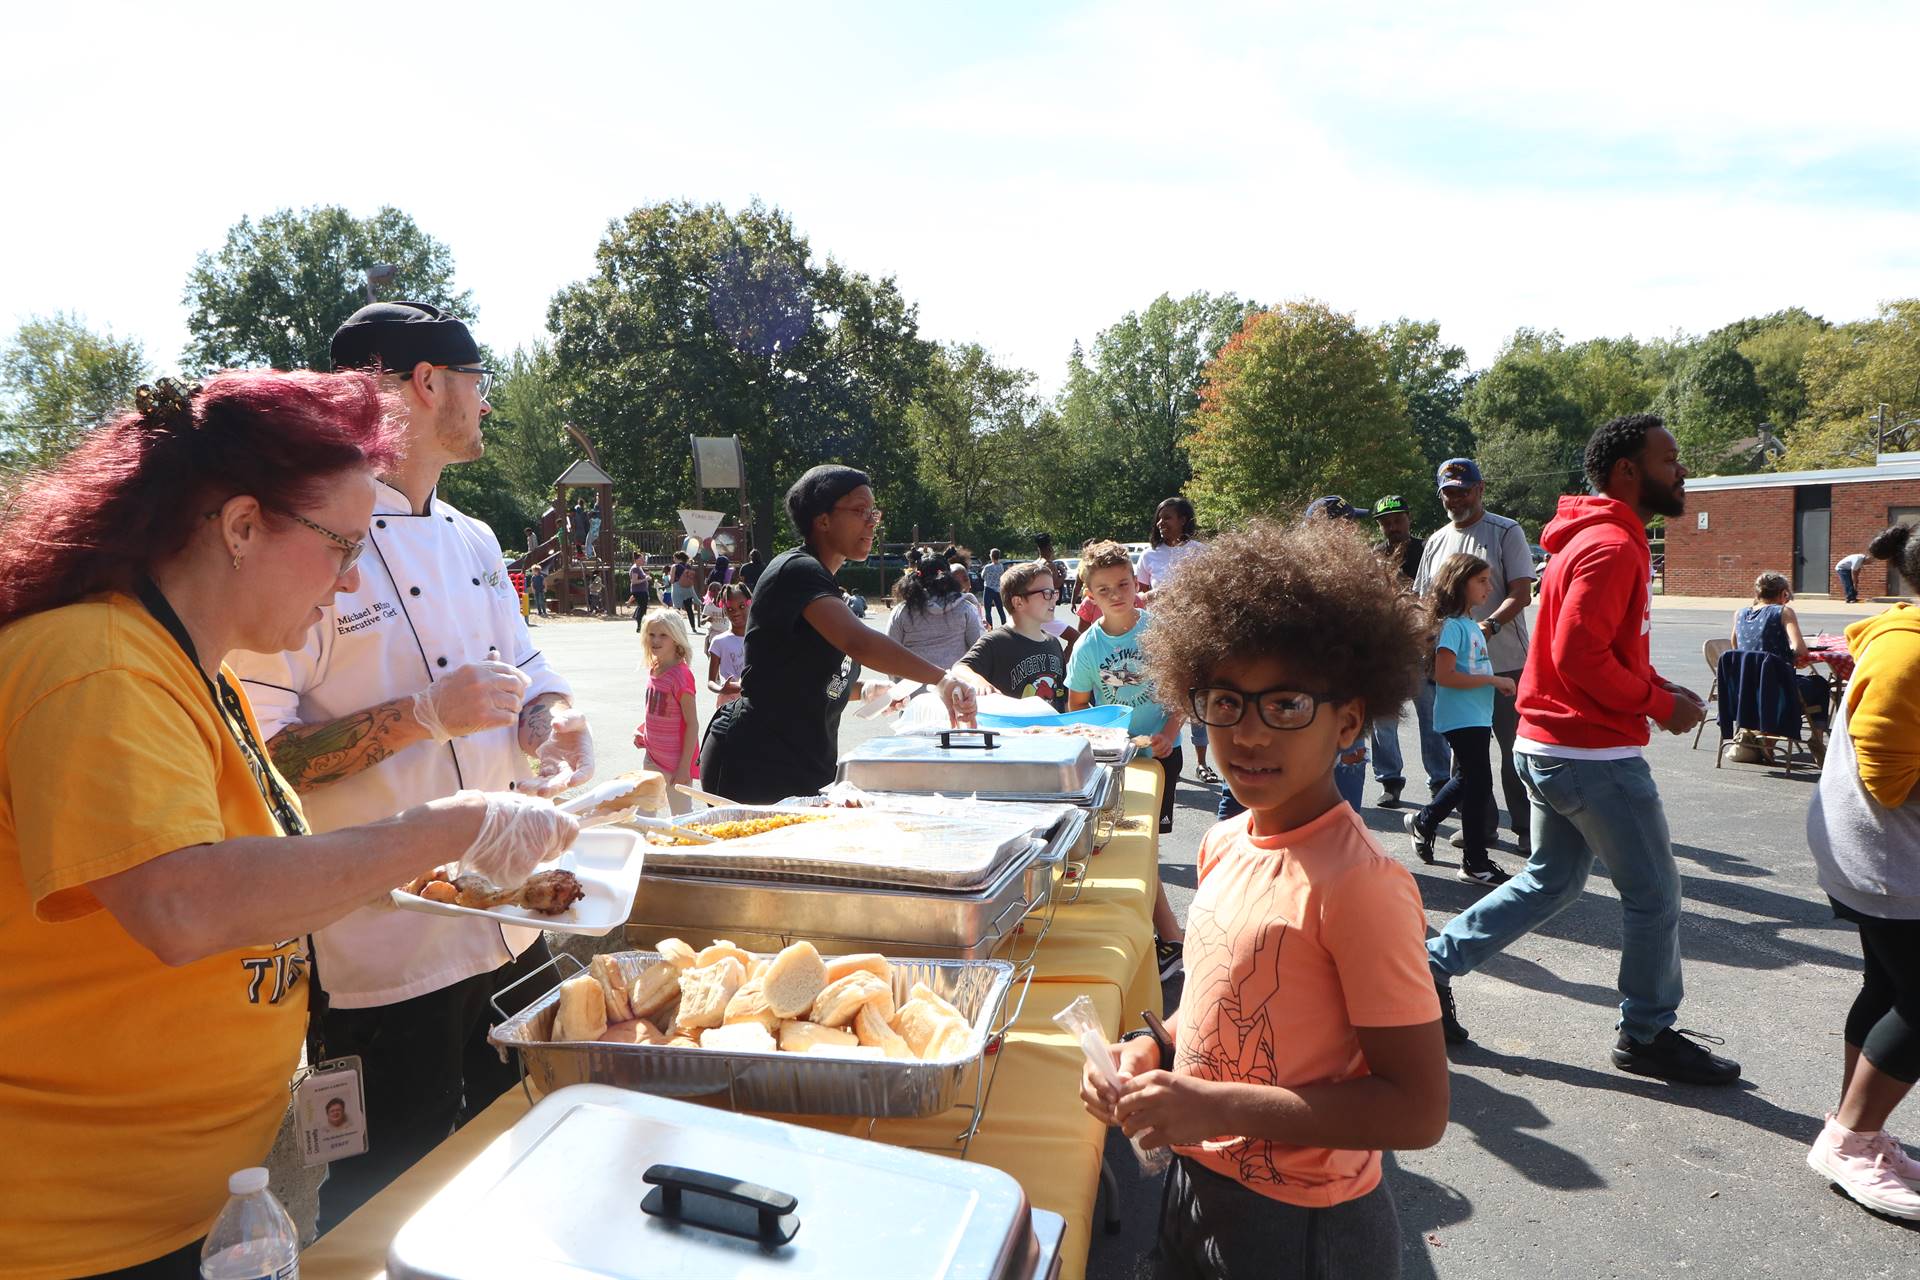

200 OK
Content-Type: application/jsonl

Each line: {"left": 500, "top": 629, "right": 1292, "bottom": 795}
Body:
{"left": 977, "top": 705, "right": 1129, "bottom": 731}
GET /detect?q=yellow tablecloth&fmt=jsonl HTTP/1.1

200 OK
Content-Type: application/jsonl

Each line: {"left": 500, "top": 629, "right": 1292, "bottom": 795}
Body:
{"left": 299, "top": 762, "right": 1167, "bottom": 1280}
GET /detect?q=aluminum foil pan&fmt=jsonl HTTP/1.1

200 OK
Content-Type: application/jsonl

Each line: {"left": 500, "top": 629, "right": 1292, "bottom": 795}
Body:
{"left": 490, "top": 953, "right": 1018, "bottom": 1117}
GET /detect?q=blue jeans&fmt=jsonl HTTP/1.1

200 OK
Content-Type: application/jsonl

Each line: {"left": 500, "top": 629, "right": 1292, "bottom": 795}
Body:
{"left": 1838, "top": 564, "right": 1858, "bottom": 603}
{"left": 1189, "top": 720, "right": 1209, "bottom": 771}
{"left": 1427, "top": 752, "right": 1684, "bottom": 1043}
{"left": 982, "top": 587, "right": 1007, "bottom": 625}
{"left": 1372, "top": 678, "right": 1450, "bottom": 792}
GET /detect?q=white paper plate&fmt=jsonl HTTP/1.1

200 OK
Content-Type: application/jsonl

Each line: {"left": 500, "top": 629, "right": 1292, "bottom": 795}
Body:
{"left": 389, "top": 828, "right": 645, "bottom": 936}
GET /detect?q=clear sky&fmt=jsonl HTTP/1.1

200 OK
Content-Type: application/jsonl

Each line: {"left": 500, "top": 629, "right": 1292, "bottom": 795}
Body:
{"left": 4, "top": 0, "right": 1917, "bottom": 390}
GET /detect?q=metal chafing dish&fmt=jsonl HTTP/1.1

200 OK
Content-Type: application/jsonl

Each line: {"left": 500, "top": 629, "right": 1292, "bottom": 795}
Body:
{"left": 387, "top": 1084, "right": 1066, "bottom": 1280}
{"left": 838, "top": 729, "right": 1121, "bottom": 811}
{"left": 781, "top": 789, "right": 1096, "bottom": 864}
{"left": 628, "top": 839, "right": 1048, "bottom": 960}
{"left": 491, "top": 953, "right": 1020, "bottom": 1118}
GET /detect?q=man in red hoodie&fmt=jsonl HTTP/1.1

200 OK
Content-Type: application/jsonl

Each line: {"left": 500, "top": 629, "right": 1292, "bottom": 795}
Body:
{"left": 1425, "top": 415, "right": 1742, "bottom": 1086}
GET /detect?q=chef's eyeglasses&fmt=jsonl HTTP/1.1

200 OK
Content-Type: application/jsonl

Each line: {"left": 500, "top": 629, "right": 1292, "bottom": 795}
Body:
{"left": 407, "top": 364, "right": 494, "bottom": 400}
{"left": 1188, "top": 686, "right": 1333, "bottom": 730}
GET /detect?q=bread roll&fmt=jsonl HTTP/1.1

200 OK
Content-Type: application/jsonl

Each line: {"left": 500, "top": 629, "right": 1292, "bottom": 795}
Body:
{"left": 928, "top": 1018, "right": 972, "bottom": 1059}
{"left": 628, "top": 961, "right": 681, "bottom": 1020}
{"left": 675, "top": 957, "right": 746, "bottom": 1030}
{"left": 777, "top": 1020, "right": 859, "bottom": 1053}
{"left": 701, "top": 1021, "right": 778, "bottom": 1053}
{"left": 667, "top": 1030, "right": 702, "bottom": 1049}
{"left": 853, "top": 1002, "right": 914, "bottom": 1059}
{"left": 656, "top": 937, "right": 700, "bottom": 970}
{"left": 892, "top": 995, "right": 970, "bottom": 1059}
{"left": 813, "top": 970, "right": 895, "bottom": 1028}
{"left": 723, "top": 978, "right": 780, "bottom": 1032}
{"left": 595, "top": 1018, "right": 666, "bottom": 1046}
{"left": 552, "top": 973, "right": 608, "bottom": 1042}
{"left": 821, "top": 953, "right": 891, "bottom": 986}
{"left": 696, "top": 940, "right": 755, "bottom": 970}
{"left": 906, "top": 981, "right": 965, "bottom": 1024}
{"left": 591, "top": 954, "right": 633, "bottom": 1022}
{"left": 762, "top": 941, "right": 828, "bottom": 1018}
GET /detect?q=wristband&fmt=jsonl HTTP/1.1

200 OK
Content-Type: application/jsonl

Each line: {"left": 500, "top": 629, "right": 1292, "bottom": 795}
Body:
{"left": 1121, "top": 1027, "right": 1175, "bottom": 1072}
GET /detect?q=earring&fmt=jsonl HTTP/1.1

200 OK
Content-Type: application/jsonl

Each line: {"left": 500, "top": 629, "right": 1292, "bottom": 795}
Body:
{"left": 232, "top": 554, "right": 243, "bottom": 571}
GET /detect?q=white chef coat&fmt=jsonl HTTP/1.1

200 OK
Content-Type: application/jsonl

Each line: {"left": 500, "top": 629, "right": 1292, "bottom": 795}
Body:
{"left": 230, "top": 481, "right": 572, "bottom": 1008}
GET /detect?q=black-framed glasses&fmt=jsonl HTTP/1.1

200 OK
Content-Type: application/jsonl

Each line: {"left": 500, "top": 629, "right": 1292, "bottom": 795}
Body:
{"left": 407, "top": 363, "right": 494, "bottom": 400}
{"left": 1021, "top": 587, "right": 1060, "bottom": 600}
{"left": 286, "top": 512, "right": 366, "bottom": 575}
{"left": 1188, "top": 685, "right": 1332, "bottom": 730}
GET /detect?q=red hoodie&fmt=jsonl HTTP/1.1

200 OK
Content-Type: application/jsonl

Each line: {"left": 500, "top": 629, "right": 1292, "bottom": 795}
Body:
{"left": 1517, "top": 495, "right": 1675, "bottom": 750}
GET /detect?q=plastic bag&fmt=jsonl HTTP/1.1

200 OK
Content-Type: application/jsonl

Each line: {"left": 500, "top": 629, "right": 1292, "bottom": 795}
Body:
{"left": 1053, "top": 995, "right": 1171, "bottom": 1173}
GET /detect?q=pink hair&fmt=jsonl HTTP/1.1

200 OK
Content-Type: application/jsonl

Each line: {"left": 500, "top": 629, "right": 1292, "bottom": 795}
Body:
{"left": 0, "top": 369, "right": 405, "bottom": 627}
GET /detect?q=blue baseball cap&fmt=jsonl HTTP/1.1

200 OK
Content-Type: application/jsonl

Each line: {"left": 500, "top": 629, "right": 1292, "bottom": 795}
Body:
{"left": 1303, "top": 495, "right": 1363, "bottom": 522}
{"left": 1437, "top": 458, "right": 1482, "bottom": 490}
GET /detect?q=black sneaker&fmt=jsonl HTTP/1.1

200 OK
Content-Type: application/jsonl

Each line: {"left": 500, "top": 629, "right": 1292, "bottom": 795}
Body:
{"left": 1457, "top": 860, "right": 1510, "bottom": 886}
{"left": 1611, "top": 1028, "right": 1741, "bottom": 1086}
{"left": 1195, "top": 763, "right": 1221, "bottom": 787}
{"left": 1436, "top": 978, "right": 1469, "bottom": 1045}
{"left": 1404, "top": 812, "right": 1436, "bottom": 864}
{"left": 1378, "top": 782, "right": 1405, "bottom": 809}
{"left": 1156, "top": 939, "right": 1184, "bottom": 981}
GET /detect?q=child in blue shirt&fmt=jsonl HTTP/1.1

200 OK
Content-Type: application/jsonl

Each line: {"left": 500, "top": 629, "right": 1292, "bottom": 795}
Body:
{"left": 1406, "top": 553, "right": 1516, "bottom": 884}
{"left": 1068, "top": 538, "right": 1185, "bottom": 976}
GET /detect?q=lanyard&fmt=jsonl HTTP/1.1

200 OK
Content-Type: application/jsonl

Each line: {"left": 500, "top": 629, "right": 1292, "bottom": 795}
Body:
{"left": 135, "top": 576, "right": 310, "bottom": 838}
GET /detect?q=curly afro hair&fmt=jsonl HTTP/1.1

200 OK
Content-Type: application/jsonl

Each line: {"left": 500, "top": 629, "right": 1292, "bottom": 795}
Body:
{"left": 1583, "top": 413, "right": 1665, "bottom": 494}
{"left": 1142, "top": 518, "right": 1432, "bottom": 724}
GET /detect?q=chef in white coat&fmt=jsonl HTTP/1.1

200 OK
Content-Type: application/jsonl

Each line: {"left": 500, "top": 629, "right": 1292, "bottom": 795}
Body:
{"left": 230, "top": 301, "right": 597, "bottom": 1230}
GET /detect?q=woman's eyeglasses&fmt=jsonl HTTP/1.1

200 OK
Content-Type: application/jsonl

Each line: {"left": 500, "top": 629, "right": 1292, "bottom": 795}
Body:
{"left": 286, "top": 512, "right": 366, "bottom": 575}
{"left": 1187, "top": 686, "right": 1332, "bottom": 730}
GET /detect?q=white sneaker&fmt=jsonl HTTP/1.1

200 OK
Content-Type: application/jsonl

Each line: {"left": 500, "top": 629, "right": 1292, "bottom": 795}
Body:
{"left": 1871, "top": 1127, "right": 1920, "bottom": 1189}
{"left": 1808, "top": 1115, "right": 1920, "bottom": 1219}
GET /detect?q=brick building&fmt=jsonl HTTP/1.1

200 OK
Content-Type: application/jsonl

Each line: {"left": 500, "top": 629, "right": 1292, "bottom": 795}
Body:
{"left": 1665, "top": 452, "right": 1920, "bottom": 598}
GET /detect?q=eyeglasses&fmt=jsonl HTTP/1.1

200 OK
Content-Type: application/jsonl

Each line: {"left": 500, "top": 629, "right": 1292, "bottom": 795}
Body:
{"left": 286, "top": 512, "right": 366, "bottom": 575}
{"left": 408, "top": 364, "right": 494, "bottom": 400}
{"left": 833, "top": 503, "right": 883, "bottom": 525}
{"left": 1021, "top": 587, "right": 1060, "bottom": 600}
{"left": 1188, "top": 685, "right": 1335, "bottom": 730}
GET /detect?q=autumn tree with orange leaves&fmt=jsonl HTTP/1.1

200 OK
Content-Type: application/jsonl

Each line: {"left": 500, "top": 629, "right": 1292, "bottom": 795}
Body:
{"left": 1183, "top": 300, "right": 1422, "bottom": 528}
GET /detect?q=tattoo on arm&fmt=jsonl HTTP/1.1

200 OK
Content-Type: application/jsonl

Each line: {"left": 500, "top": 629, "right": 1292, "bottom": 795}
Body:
{"left": 266, "top": 696, "right": 421, "bottom": 792}
{"left": 519, "top": 692, "right": 569, "bottom": 757}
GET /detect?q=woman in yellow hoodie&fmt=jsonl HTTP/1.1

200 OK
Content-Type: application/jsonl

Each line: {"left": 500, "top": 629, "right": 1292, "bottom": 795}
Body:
{"left": 1805, "top": 522, "right": 1920, "bottom": 1220}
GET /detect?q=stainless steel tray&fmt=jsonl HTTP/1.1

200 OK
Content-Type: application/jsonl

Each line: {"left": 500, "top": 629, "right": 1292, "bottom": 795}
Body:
{"left": 781, "top": 792, "right": 1095, "bottom": 862}
{"left": 636, "top": 806, "right": 1038, "bottom": 892}
{"left": 491, "top": 953, "right": 1019, "bottom": 1117}
{"left": 630, "top": 840, "right": 1046, "bottom": 959}
{"left": 839, "top": 728, "right": 1098, "bottom": 798}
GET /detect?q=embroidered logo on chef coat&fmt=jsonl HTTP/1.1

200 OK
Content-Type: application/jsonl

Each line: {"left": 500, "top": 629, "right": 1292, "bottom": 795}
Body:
{"left": 336, "top": 601, "right": 400, "bottom": 636}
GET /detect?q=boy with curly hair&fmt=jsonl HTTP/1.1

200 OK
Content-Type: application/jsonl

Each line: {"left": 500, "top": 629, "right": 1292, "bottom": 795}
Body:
{"left": 1080, "top": 518, "right": 1449, "bottom": 1280}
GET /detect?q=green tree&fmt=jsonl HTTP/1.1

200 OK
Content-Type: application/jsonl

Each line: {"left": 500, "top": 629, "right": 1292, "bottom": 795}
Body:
{"left": 547, "top": 200, "right": 933, "bottom": 551}
{"left": 1781, "top": 300, "right": 1920, "bottom": 469}
{"left": 1183, "top": 301, "right": 1420, "bottom": 527}
{"left": 906, "top": 343, "right": 1046, "bottom": 549}
{"left": 0, "top": 313, "right": 150, "bottom": 472}
{"left": 1654, "top": 335, "right": 1768, "bottom": 472}
{"left": 1375, "top": 317, "right": 1470, "bottom": 530}
{"left": 1720, "top": 307, "right": 1827, "bottom": 431}
{"left": 182, "top": 205, "right": 471, "bottom": 372}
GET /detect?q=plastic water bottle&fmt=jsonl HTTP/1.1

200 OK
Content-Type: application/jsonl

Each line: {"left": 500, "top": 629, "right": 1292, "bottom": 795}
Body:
{"left": 199, "top": 1167, "right": 299, "bottom": 1280}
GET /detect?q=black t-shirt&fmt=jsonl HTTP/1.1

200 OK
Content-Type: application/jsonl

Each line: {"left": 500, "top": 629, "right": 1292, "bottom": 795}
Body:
{"left": 701, "top": 546, "right": 859, "bottom": 802}
{"left": 1395, "top": 536, "right": 1423, "bottom": 583}
{"left": 741, "top": 558, "right": 766, "bottom": 589}
{"left": 961, "top": 629, "right": 1066, "bottom": 702}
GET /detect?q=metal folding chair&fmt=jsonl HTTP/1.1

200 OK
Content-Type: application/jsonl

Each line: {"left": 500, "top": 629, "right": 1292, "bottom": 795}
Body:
{"left": 1692, "top": 637, "right": 1732, "bottom": 749}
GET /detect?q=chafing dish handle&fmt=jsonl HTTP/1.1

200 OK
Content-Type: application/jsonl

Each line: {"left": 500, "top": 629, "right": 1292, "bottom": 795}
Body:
{"left": 936, "top": 728, "right": 1000, "bottom": 751}
{"left": 641, "top": 1164, "right": 800, "bottom": 1245}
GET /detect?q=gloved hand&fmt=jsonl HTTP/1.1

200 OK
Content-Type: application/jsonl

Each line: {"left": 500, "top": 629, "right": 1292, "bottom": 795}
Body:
{"left": 522, "top": 703, "right": 596, "bottom": 798}
{"left": 411, "top": 661, "right": 531, "bottom": 743}
{"left": 457, "top": 790, "right": 580, "bottom": 890}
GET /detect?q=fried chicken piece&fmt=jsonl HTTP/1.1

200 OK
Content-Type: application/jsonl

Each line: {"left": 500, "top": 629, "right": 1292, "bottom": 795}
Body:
{"left": 447, "top": 869, "right": 585, "bottom": 915}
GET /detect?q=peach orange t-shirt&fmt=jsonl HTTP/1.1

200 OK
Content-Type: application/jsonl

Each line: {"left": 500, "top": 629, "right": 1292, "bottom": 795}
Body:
{"left": 1172, "top": 802, "right": 1439, "bottom": 1207}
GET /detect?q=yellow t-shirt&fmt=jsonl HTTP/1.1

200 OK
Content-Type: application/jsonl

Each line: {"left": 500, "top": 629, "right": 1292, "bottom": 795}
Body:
{"left": 0, "top": 594, "right": 310, "bottom": 1278}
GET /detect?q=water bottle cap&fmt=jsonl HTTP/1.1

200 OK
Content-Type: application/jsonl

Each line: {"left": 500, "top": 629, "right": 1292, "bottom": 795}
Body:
{"left": 228, "top": 1167, "right": 270, "bottom": 1196}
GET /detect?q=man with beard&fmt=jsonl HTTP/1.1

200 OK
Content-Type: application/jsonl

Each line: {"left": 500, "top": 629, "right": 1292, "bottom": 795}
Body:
{"left": 231, "top": 301, "right": 598, "bottom": 1226}
{"left": 1426, "top": 416, "right": 1741, "bottom": 1086}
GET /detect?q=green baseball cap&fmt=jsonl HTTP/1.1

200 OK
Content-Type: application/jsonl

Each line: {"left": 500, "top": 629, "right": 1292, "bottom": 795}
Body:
{"left": 1372, "top": 495, "right": 1409, "bottom": 518}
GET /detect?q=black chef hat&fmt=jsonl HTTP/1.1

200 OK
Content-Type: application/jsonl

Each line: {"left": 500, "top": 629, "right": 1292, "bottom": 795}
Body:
{"left": 786, "top": 464, "right": 871, "bottom": 540}
{"left": 330, "top": 301, "right": 481, "bottom": 373}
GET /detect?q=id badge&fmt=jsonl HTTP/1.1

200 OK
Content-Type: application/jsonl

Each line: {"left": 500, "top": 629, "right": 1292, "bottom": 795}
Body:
{"left": 297, "top": 1056, "right": 369, "bottom": 1167}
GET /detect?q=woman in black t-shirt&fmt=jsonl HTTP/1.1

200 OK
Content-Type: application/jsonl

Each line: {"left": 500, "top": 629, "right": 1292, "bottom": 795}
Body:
{"left": 698, "top": 466, "right": 978, "bottom": 803}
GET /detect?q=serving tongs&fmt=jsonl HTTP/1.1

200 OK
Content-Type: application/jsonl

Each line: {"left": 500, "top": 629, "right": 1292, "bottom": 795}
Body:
{"left": 553, "top": 777, "right": 709, "bottom": 836}
{"left": 619, "top": 812, "right": 722, "bottom": 844}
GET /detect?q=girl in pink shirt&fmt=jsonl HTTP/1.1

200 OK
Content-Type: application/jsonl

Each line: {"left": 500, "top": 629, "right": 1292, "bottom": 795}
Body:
{"left": 634, "top": 607, "right": 700, "bottom": 813}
